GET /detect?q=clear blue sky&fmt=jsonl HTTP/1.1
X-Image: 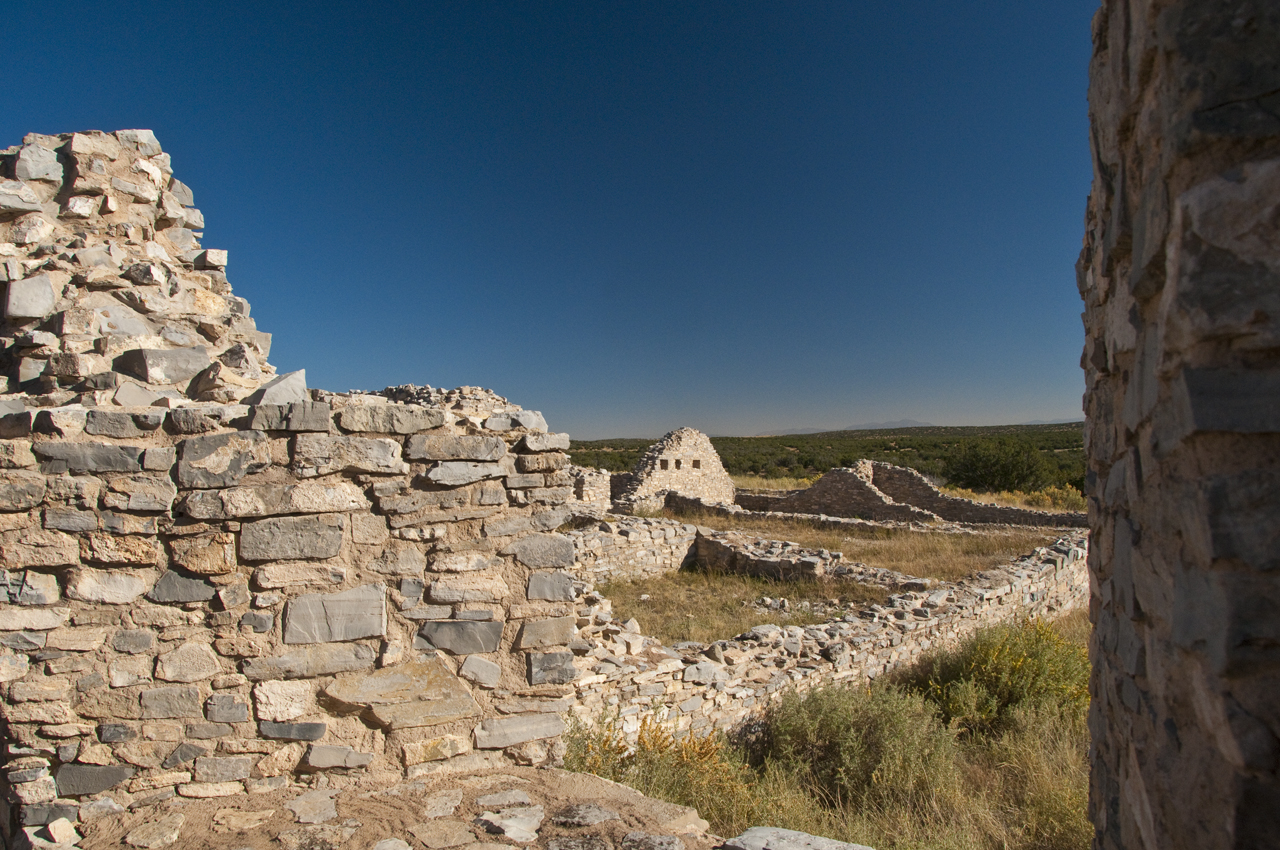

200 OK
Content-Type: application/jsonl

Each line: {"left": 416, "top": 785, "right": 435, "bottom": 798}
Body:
{"left": 5, "top": 1, "right": 1096, "bottom": 439}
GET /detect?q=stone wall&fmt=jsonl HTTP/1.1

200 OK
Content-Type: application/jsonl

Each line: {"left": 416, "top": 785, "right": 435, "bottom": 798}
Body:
{"left": 0, "top": 129, "right": 599, "bottom": 839}
{"left": 569, "top": 532, "right": 1089, "bottom": 739}
{"left": 1079, "top": 3, "right": 1280, "bottom": 848}
{"left": 867, "top": 462, "right": 1087, "bottom": 527}
{"left": 613, "top": 428, "right": 735, "bottom": 513}
{"left": 566, "top": 517, "right": 698, "bottom": 584}
{"left": 771, "top": 463, "right": 938, "bottom": 523}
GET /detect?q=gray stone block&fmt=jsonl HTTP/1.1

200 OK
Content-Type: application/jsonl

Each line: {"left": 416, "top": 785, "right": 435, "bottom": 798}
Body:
{"left": 527, "top": 572, "right": 575, "bottom": 602}
{"left": 622, "top": 834, "right": 685, "bottom": 850}
{"left": 292, "top": 433, "right": 408, "bottom": 477}
{"left": 240, "top": 514, "right": 344, "bottom": 561}
{"left": 405, "top": 434, "right": 506, "bottom": 461}
{"left": 168, "top": 407, "right": 220, "bottom": 434}
{"left": 15, "top": 144, "right": 63, "bottom": 183}
{"left": 473, "top": 713, "right": 565, "bottom": 749}
{"left": 177, "top": 431, "right": 270, "bottom": 488}
{"left": 248, "top": 402, "right": 332, "bottom": 432}
{"left": 240, "top": 611, "right": 273, "bottom": 633}
{"left": 241, "top": 643, "right": 375, "bottom": 681}
{"left": 520, "top": 433, "right": 571, "bottom": 452}
{"left": 338, "top": 405, "right": 445, "bottom": 434}
{"left": 33, "top": 442, "right": 142, "bottom": 474}
{"left": 303, "top": 744, "right": 373, "bottom": 770}
{"left": 424, "top": 461, "right": 506, "bottom": 486}
{"left": 141, "top": 685, "right": 202, "bottom": 719}
{"left": 459, "top": 655, "right": 502, "bottom": 688}
{"left": 517, "top": 616, "right": 575, "bottom": 649}
{"left": 96, "top": 723, "right": 135, "bottom": 743}
{"left": 0, "top": 179, "right": 43, "bottom": 214}
{"left": 243, "top": 369, "right": 307, "bottom": 405}
{"left": 147, "top": 570, "right": 215, "bottom": 604}
{"left": 55, "top": 764, "right": 135, "bottom": 797}
{"left": 502, "top": 533, "right": 575, "bottom": 568}
{"left": 84, "top": 410, "right": 166, "bottom": 438}
{"left": 0, "top": 470, "right": 46, "bottom": 512}
{"left": 186, "top": 722, "right": 234, "bottom": 739}
{"left": 161, "top": 742, "right": 207, "bottom": 768}
{"left": 115, "top": 347, "right": 212, "bottom": 385}
{"left": 194, "top": 756, "right": 251, "bottom": 782}
{"left": 527, "top": 650, "right": 576, "bottom": 684}
{"left": 415, "top": 620, "right": 503, "bottom": 655}
{"left": 6, "top": 274, "right": 58, "bottom": 321}
{"left": 259, "top": 720, "right": 327, "bottom": 741}
{"left": 205, "top": 694, "right": 249, "bottom": 723}
{"left": 110, "top": 629, "right": 155, "bottom": 654}
{"left": 283, "top": 583, "right": 386, "bottom": 644}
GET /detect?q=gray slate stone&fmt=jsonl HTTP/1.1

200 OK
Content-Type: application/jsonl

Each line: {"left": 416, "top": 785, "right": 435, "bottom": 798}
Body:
{"left": 528, "top": 650, "right": 576, "bottom": 685}
{"left": 55, "top": 764, "right": 135, "bottom": 797}
{"left": 503, "top": 534, "right": 575, "bottom": 568}
{"left": 85, "top": 410, "right": 165, "bottom": 438}
{"left": 141, "top": 686, "right": 202, "bottom": 719}
{"left": 405, "top": 435, "right": 506, "bottom": 461}
{"left": 338, "top": 405, "right": 445, "bottom": 434}
{"left": 111, "top": 630, "right": 155, "bottom": 654}
{"left": 167, "top": 407, "right": 220, "bottom": 434}
{"left": 303, "top": 744, "right": 373, "bottom": 770}
{"left": 721, "top": 827, "right": 875, "bottom": 850}
{"left": 240, "top": 514, "right": 345, "bottom": 561}
{"left": 248, "top": 402, "right": 331, "bottom": 432}
{"left": 416, "top": 620, "right": 503, "bottom": 655}
{"left": 259, "top": 721, "right": 327, "bottom": 741}
{"left": 283, "top": 583, "right": 386, "bottom": 644}
{"left": 424, "top": 461, "right": 506, "bottom": 486}
{"left": 147, "top": 570, "right": 215, "bottom": 603}
{"left": 527, "top": 572, "right": 575, "bottom": 602}
{"left": 177, "top": 431, "right": 269, "bottom": 488}
{"left": 0, "top": 470, "right": 46, "bottom": 512}
{"left": 243, "top": 369, "right": 307, "bottom": 405}
{"left": 459, "top": 655, "right": 502, "bottom": 688}
{"left": 15, "top": 146, "right": 62, "bottom": 183}
{"left": 5, "top": 274, "right": 57, "bottom": 320}
{"left": 241, "top": 643, "right": 375, "bottom": 681}
{"left": 517, "top": 617, "right": 575, "bottom": 649}
{"left": 205, "top": 694, "right": 249, "bottom": 723}
{"left": 97, "top": 723, "right": 136, "bottom": 743}
{"left": 193, "top": 756, "right": 251, "bottom": 782}
{"left": 34, "top": 442, "right": 143, "bottom": 474}
{"left": 240, "top": 611, "right": 273, "bottom": 633}
{"left": 161, "top": 742, "right": 207, "bottom": 768}
{"left": 116, "top": 347, "right": 212, "bottom": 385}
{"left": 473, "top": 713, "right": 566, "bottom": 749}
{"left": 186, "top": 722, "right": 234, "bottom": 739}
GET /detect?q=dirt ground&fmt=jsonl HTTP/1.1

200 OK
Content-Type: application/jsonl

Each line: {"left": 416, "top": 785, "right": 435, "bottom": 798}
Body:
{"left": 74, "top": 766, "right": 718, "bottom": 850}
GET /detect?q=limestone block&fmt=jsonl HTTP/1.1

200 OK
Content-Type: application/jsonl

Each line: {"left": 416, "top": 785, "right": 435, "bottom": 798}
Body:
{"left": 351, "top": 512, "right": 389, "bottom": 545}
{"left": 64, "top": 195, "right": 99, "bottom": 218}
{"left": 369, "top": 540, "right": 427, "bottom": 575}
{"left": 177, "top": 431, "right": 270, "bottom": 489}
{"left": 0, "top": 654, "right": 30, "bottom": 681}
{"left": 424, "top": 461, "right": 506, "bottom": 486}
{"left": 416, "top": 620, "right": 503, "bottom": 655}
{"left": 116, "top": 347, "right": 212, "bottom": 385}
{"left": 193, "top": 756, "right": 251, "bottom": 783}
{"left": 292, "top": 433, "right": 408, "bottom": 477}
{"left": 0, "top": 440, "right": 36, "bottom": 469}
{"left": 147, "top": 569, "right": 215, "bottom": 603}
{"left": 519, "top": 433, "right": 571, "bottom": 452}
{"left": 405, "top": 434, "right": 506, "bottom": 461}
{"left": 67, "top": 568, "right": 155, "bottom": 604}
{"left": 253, "top": 562, "right": 346, "bottom": 588}
{"left": 1, "top": 528, "right": 80, "bottom": 568}
{"left": 283, "top": 583, "right": 385, "bottom": 644}
{"left": 14, "top": 145, "right": 62, "bottom": 184}
{"left": 182, "top": 480, "right": 369, "bottom": 520}
{"left": 325, "top": 656, "right": 481, "bottom": 730}
{"left": 429, "top": 551, "right": 492, "bottom": 572}
{"left": 155, "top": 643, "right": 222, "bottom": 683}
{"left": 338, "top": 404, "right": 445, "bottom": 434}
{"left": 102, "top": 474, "right": 177, "bottom": 512}
{"left": 241, "top": 643, "right": 376, "bottom": 681}
{"left": 0, "top": 470, "right": 45, "bottom": 511}
{"left": 258, "top": 721, "right": 326, "bottom": 741}
{"left": 11, "top": 214, "right": 53, "bottom": 245}
{"left": 253, "top": 742, "right": 304, "bottom": 776}
{"left": 527, "top": 650, "right": 576, "bottom": 685}
{"left": 484, "top": 410, "right": 547, "bottom": 432}
{"left": 33, "top": 442, "right": 143, "bottom": 474}
{"left": 517, "top": 617, "right": 575, "bottom": 649}
{"left": 427, "top": 574, "right": 509, "bottom": 604}
{"left": 248, "top": 401, "right": 332, "bottom": 432}
{"left": 527, "top": 572, "right": 575, "bottom": 602}
{"left": 243, "top": 370, "right": 307, "bottom": 405}
{"left": 473, "top": 713, "right": 565, "bottom": 749}
{"left": 402, "top": 735, "right": 470, "bottom": 765}
{"left": 459, "top": 655, "right": 502, "bottom": 688}
{"left": 517, "top": 453, "right": 567, "bottom": 473}
{"left": 252, "top": 680, "right": 313, "bottom": 721}
{"left": 85, "top": 410, "right": 166, "bottom": 438}
{"left": 81, "top": 532, "right": 159, "bottom": 565}
{"left": 502, "top": 533, "right": 574, "bottom": 568}
{"left": 302, "top": 744, "right": 372, "bottom": 771}
{"left": 167, "top": 533, "right": 236, "bottom": 575}
{"left": 141, "top": 685, "right": 202, "bottom": 719}
{"left": 6, "top": 274, "right": 57, "bottom": 320}
{"left": 240, "top": 513, "right": 345, "bottom": 561}
{"left": 0, "top": 607, "right": 69, "bottom": 631}
{"left": 0, "top": 179, "right": 43, "bottom": 214}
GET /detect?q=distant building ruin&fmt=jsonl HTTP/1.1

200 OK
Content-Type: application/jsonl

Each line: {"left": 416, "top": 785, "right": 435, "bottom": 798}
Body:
{"left": 612, "top": 427, "right": 735, "bottom": 513}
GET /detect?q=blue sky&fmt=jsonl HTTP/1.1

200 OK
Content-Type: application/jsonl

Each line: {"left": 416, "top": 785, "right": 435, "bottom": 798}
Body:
{"left": 4, "top": 1, "right": 1097, "bottom": 438}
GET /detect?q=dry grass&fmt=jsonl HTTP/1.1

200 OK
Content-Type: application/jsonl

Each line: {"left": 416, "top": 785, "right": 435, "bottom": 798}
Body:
{"left": 600, "top": 568, "right": 889, "bottom": 645}
{"left": 940, "top": 485, "right": 1086, "bottom": 512}
{"left": 664, "top": 508, "right": 1061, "bottom": 582}
{"left": 731, "top": 474, "right": 818, "bottom": 491}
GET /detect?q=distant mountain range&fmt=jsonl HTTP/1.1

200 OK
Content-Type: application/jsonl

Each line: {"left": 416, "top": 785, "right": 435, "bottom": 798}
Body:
{"left": 754, "top": 419, "right": 935, "bottom": 436}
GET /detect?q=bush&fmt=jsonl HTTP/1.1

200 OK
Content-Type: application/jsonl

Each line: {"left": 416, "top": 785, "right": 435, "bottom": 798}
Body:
{"left": 901, "top": 619, "right": 1089, "bottom": 735}
{"left": 942, "top": 437, "right": 1052, "bottom": 493}
{"left": 759, "top": 684, "right": 962, "bottom": 811}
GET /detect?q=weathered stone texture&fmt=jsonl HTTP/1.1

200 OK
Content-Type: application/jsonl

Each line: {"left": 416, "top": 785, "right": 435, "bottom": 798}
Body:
{"left": 614, "top": 427, "right": 735, "bottom": 513}
{"left": 1078, "top": 4, "right": 1280, "bottom": 848}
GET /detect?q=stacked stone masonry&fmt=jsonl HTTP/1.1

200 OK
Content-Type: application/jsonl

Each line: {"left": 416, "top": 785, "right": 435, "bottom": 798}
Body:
{"left": 613, "top": 428, "right": 735, "bottom": 514}
{"left": 1079, "top": 3, "right": 1280, "bottom": 848}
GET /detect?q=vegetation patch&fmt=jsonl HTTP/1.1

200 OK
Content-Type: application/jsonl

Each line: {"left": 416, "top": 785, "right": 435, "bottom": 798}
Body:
{"left": 566, "top": 612, "right": 1092, "bottom": 850}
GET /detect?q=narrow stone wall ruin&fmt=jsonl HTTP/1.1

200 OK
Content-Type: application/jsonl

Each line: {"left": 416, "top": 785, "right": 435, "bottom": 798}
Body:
{"left": 1080, "top": 3, "right": 1280, "bottom": 847}
{"left": 613, "top": 428, "right": 735, "bottom": 513}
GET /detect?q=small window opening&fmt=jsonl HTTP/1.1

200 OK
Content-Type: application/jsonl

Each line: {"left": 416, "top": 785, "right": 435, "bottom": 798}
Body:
{"left": 660, "top": 459, "right": 669, "bottom": 470}
{"left": 692, "top": 459, "right": 701, "bottom": 469}
{"left": 675, "top": 459, "right": 683, "bottom": 470}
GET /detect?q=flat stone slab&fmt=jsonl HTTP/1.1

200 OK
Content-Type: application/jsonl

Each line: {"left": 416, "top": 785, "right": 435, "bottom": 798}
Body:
{"left": 720, "top": 828, "right": 876, "bottom": 850}
{"left": 283, "top": 583, "right": 386, "bottom": 644}
{"left": 476, "top": 805, "right": 544, "bottom": 843}
{"left": 241, "top": 514, "right": 346, "bottom": 562}
{"left": 554, "top": 803, "right": 621, "bottom": 827}
{"left": 286, "top": 788, "right": 339, "bottom": 824}
{"left": 324, "top": 656, "right": 480, "bottom": 730}
{"left": 124, "top": 812, "right": 185, "bottom": 848}
{"left": 411, "top": 819, "right": 477, "bottom": 848}
{"left": 474, "top": 713, "right": 566, "bottom": 750}
{"left": 416, "top": 620, "right": 503, "bottom": 655}
{"left": 242, "top": 643, "right": 375, "bottom": 680}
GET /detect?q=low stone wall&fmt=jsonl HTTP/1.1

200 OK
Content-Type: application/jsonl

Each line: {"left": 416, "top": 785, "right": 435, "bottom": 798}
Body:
{"left": 566, "top": 517, "right": 698, "bottom": 584}
{"left": 867, "top": 463, "right": 1086, "bottom": 528}
{"left": 732, "top": 491, "right": 799, "bottom": 512}
{"left": 773, "top": 463, "right": 938, "bottom": 523}
{"left": 568, "top": 532, "right": 1089, "bottom": 738}
{"left": 567, "top": 466, "right": 610, "bottom": 515}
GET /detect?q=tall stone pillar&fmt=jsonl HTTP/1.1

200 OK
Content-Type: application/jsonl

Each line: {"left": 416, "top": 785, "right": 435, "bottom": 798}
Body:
{"left": 1079, "top": 2, "right": 1280, "bottom": 848}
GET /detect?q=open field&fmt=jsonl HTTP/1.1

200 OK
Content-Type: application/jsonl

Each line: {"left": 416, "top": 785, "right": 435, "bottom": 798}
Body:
{"left": 569, "top": 423, "right": 1086, "bottom": 491}
{"left": 663, "top": 507, "right": 1062, "bottom": 582}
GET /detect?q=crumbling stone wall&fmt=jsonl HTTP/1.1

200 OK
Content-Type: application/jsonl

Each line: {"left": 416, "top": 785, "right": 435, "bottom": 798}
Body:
{"left": 0, "top": 129, "right": 595, "bottom": 839}
{"left": 771, "top": 463, "right": 938, "bottom": 523}
{"left": 567, "top": 517, "right": 698, "bottom": 584}
{"left": 613, "top": 428, "right": 735, "bottom": 513}
{"left": 867, "top": 462, "right": 1087, "bottom": 527}
{"left": 1079, "top": 3, "right": 1280, "bottom": 847}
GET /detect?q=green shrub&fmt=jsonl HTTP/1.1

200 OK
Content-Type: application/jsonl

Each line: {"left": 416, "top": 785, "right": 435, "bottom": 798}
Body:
{"left": 759, "top": 684, "right": 962, "bottom": 811}
{"left": 902, "top": 619, "right": 1089, "bottom": 735}
{"left": 942, "top": 438, "right": 1052, "bottom": 493}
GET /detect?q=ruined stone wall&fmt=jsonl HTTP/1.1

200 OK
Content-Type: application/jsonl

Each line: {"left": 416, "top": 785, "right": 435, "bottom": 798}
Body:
{"left": 773, "top": 463, "right": 938, "bottom": 523}
{"left": 1079, "top": 3, "right": 1280, "bottom": 848}
{"left": 867, "top": 462, "right": 1087, "bottom": 527}
{"left": 613, "top": 428, "right": 735, "bottom": 513}
{"left": 570, "top": 533, "right": 1089, "bottom": 738}
{"left": 0, "top": 129, "right": 598, "bottom": 838}
{"left": 567, "top": 518, "right": 698, "bottom": 584}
